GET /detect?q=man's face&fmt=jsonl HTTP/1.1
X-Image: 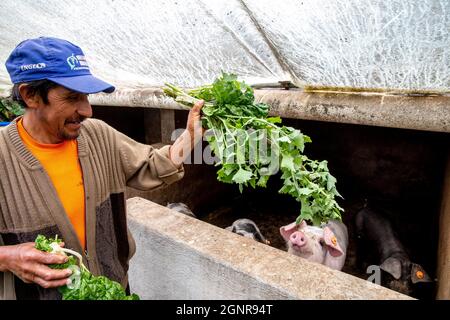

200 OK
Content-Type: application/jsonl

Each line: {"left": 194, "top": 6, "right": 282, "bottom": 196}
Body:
{"left": 35, "top": 86, "right": 92, "bottom": 141}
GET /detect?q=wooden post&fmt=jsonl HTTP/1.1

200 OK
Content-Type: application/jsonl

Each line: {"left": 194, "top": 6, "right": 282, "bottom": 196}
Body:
{"left": 144, "top": 108, "right": 176, "bottom": 147}
{"left": 160, "top": 109, "right": 176, "bottom": 144}
{"left": 437, "top": 149, "right": 450, "bottom": 300}
{"left": 143, "top": 108, "right": 161, "bottom": 145}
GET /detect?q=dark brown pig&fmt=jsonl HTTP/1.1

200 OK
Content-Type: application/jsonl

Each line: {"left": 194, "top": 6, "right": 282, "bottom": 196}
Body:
{"left": 355, "top": 206, "right": 433, "bottom": 296}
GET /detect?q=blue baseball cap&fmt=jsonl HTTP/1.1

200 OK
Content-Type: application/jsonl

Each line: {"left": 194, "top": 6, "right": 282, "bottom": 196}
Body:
{"left": 5, "top": 37, "right": 115, "bottom": 94}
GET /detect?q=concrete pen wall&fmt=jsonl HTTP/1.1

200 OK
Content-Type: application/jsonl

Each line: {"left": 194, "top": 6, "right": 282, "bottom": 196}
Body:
{"left": 126, "top": 197, "right": 411, "bottom": 300}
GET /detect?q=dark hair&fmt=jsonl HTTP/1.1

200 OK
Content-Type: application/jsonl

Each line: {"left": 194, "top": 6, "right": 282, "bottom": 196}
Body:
{"left": 11, "top": 79, "right": 59, "bottom": 108}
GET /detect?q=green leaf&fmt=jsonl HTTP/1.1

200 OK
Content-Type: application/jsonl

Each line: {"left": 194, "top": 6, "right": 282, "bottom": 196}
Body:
{"left": 304, "top": 135, "right": 312, "bottom": 143}
{"left": 202, "top": 105, "right": 216, "bottom": 116}
{"left": 318, "top": 160, "right": 329, "bottom": 172}
{"left": 290, "top": 130, "right": 305, "bottom": 152}
{"left": 278, "top": 135, "right": 291, "bottom": 143}
{"left": 256, "top": 175, "right": 270, "bottom": 187}
{"left": 217, "top": 164, "right": 238, "bottom": 183}
{"left": 0, "top": 98, "right": 24, "bottom": 121}
{"left": 266, "top": 116, "right": 282, "bottom": 124}
{"left": 327, "top": 174, "right": 337, "bottom": 191}
{"left": 279, "top": 184, "right": 293, "bottom": 194}
{"left": 297, "top": 188, "right": 314, "bottom": 196}
{"left": 299, "top": 201, "right": 313, "bottom": 222}
{"left": 280, "top": 153, "right": 295, "bottom": 171}
{"left": 232, "top": 167, "right": 253, "bottom": 184}
{"left": 249, "top": 177, "right": 256, "bottom": 188}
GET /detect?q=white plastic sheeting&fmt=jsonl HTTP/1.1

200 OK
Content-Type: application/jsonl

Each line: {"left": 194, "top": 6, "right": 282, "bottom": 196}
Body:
{"left": 0, "top": 0, "right": 449, "bottom": 93}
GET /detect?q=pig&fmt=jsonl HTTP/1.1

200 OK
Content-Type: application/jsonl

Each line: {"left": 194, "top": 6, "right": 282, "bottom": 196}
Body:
{"left": 166, "top": 202, "right": 196, "bottom": 218}
{"left": 280, "top": 219, "right": 348, "bottom": 270}
{"left": 355, "top": 206, "right": 433, "bottom": 296}
{"left": 226, "top": 218, "right": 270, "bottom": 245}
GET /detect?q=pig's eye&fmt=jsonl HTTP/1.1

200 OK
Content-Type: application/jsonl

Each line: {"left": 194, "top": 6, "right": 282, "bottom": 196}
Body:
{"left": 319, "top": 239, "right": 325, "bottom": 246}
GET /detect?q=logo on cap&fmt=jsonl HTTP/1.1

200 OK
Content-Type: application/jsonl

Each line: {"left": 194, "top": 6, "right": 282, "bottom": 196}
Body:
{"left": 20, "top": 63, "right": 47, "bottom": 71}
{"left": 67, "top": 53, "right": 89, "bottom": 71}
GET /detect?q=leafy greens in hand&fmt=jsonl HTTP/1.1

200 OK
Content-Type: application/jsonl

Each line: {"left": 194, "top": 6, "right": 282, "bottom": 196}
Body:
{"left": 163, "top": 73, "right": 343, "bottom": 225}
{"left": 35, "top": 235, "right": 139, "bottom": 300}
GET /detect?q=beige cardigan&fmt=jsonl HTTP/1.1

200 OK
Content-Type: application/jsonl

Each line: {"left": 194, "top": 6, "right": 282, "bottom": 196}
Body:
{"left": 0, "top": 117, "right": 184, "bottom": 299}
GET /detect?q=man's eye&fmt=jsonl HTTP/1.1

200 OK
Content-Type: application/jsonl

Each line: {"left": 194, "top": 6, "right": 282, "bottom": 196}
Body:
{"left": 67, "top": 95, "right": 82, "bottom": 101}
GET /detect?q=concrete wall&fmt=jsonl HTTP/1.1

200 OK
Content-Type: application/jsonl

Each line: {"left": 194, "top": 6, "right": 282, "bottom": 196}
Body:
{"left": 127, "top": 197, "right": 411, "bottom": 300}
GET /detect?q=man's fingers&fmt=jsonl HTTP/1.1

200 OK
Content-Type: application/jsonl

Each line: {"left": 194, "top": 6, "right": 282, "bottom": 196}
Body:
{"left": 33, "top": 264, "right": 72, "bottom": 282}
{"left": 193, "top": 99, "right": 204, "bottom": 112}
{"left": 36, "top": 250, "right": 69, "bottom": 265}
{"left": 7, "top": 242, "right": 72, "bottom": 289}
{"left": 18, "top": 243, "right": 68, "bottom": 265}
{"left": 17, "top": 264, "right": 72, "bottom": 288}
{"left": 31, "top": 274, "right": 71, "bottom": 289}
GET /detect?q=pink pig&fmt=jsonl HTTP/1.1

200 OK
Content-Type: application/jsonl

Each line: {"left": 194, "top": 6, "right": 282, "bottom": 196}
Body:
{"left": 280, "top": 219, "right": 348, "bottom": 270}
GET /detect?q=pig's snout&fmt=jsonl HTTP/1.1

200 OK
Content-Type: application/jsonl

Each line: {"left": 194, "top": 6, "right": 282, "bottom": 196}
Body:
{"left": 290, "top": 231, "right": 307, "bottom": 247}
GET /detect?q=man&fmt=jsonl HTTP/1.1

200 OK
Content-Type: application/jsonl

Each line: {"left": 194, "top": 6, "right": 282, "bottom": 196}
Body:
{"left": 0, "top": 37, "right": 203, "bottom": 299}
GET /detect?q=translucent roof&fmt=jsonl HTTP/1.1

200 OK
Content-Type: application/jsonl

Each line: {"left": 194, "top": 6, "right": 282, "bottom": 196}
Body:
{"left": 0, "top": 0, "right": 449, "bottom": 93}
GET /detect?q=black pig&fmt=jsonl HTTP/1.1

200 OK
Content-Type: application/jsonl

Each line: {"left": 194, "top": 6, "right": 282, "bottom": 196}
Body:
{"left": 226, "top": 218, "right": 270, "bottom": 245}
{"left": 355, "top": 206, "right": 433, "bottom": 297}
{"left": 166, "top": 202, "right": 196, "bottom": 218}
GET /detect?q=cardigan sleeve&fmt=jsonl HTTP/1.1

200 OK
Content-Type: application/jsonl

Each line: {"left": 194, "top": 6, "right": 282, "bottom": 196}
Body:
{"left": 95, "top": 119, "right": 185, "bottom": 190}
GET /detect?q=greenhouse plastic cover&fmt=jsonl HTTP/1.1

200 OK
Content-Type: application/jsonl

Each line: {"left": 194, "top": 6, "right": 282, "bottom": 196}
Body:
{"left": 0, "top": 0, "right": 449, "bottom": 93}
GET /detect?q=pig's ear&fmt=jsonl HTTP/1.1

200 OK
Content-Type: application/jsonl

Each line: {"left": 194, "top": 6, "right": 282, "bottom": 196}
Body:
{"left": 280, "top": 222, "right": 298, "bottom": 241}
{"left": 411, "top": 263, "right": 433, "bottom": 284}
{"left": 299, "top": 220, "right": 308, "bottom": 228}
{"left": 380, "top": 257, "right": 402, "bottom": 280}
{"left": 323, "top": 227, "right": 344, "bottom": 257}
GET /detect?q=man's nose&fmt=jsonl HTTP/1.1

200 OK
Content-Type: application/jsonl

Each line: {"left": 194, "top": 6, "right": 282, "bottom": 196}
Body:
{"left": 77, "top": 98, "right": 92, "bottom": 118}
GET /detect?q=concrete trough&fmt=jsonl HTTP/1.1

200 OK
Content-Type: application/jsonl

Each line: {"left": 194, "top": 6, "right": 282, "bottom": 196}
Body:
{"left": 127, "top": 197, "right": 411, "bottom": 300}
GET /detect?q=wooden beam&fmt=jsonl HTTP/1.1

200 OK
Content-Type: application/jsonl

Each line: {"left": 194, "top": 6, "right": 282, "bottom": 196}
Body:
{"left": 437, "top": 149, "right": 450, "bottom": 299}
{"left": 89, "top": 88, "right": 450, "bottom": 133}
{"left": 160, "top": 109, "right": 175, "bottom": 144}
{"left": 143, "top": 108, "right": 161, "bottom": 145}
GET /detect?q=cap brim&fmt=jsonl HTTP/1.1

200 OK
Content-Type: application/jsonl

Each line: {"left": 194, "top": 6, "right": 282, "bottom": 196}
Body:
{"left": 47, "top": 74, "right": 115, "bottom": 94}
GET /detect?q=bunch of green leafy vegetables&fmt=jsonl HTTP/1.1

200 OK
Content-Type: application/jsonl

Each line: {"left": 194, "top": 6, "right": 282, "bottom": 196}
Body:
{"left": 35, "top": 235, "right": 139, "bottom": 300}
{"left": 163, "top": 73, "right": 343, "bottom": 225}
{"left": 0, "top": 97, "right": 24, "bottom": 122}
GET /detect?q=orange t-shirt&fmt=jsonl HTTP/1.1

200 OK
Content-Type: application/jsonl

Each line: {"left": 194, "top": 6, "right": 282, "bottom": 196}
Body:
{"left": 17, "top": 118, "right": 86, "bottom": 249}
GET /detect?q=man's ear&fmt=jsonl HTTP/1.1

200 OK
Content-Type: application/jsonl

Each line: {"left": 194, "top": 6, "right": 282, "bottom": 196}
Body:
{"left": 18, "top": 84, "right": 40, "bottom": 109}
